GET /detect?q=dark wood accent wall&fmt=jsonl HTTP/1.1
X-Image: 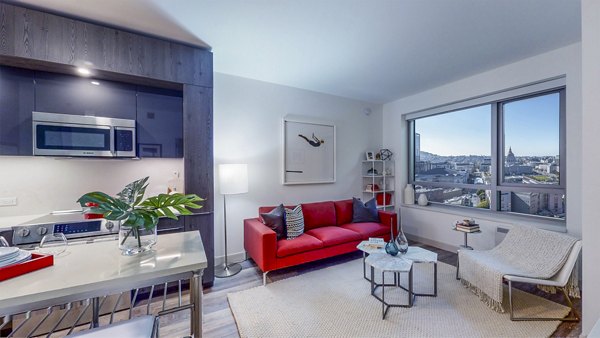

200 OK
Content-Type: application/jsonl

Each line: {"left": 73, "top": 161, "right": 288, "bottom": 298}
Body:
{"left": 0, "top": 2, "right": 215, "bottom": 286}
{"left": 0, "top": 3, "right": 212, "bottom": 87}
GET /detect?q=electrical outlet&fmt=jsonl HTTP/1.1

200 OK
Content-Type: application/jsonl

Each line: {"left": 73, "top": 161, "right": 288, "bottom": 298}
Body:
{"left": 0, "top": 197, "right": 17, "bottom": 207}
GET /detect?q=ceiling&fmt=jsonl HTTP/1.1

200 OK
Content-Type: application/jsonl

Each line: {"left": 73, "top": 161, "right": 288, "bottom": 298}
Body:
{"left": 15, "top": 0, "right": 581, "bottom": 104}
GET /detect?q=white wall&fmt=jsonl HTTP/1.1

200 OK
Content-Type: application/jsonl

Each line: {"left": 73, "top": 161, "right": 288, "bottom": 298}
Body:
{"left": 0, "top": 157, "right": 184, "bottom": 227}
{"left": 382, "top": 42, "right": 582, "bottom": 251}
{"left": 213, "top": 73, "right": 382, "bottom": 262}
{"left": 581, "top": 0, "right": 600, "bottom": 333}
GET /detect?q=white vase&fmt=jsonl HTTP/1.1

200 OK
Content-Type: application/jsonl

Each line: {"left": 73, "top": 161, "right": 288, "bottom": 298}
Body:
{"left": 417, "top": 193, "right": 429, "bottom": 206}
{"left": 404, "top": 184, "right": 415, "bottom": 205}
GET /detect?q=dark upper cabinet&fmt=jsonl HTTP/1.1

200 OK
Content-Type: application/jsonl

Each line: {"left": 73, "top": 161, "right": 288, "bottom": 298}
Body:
{"left": 34, "top": 71, "right": 137, "bottom": 120}
{"left": 0, "top": 66, "right": 34, "bottom": 156}
{"left": 136, "top": 87, "right": 183, "bottom": 158}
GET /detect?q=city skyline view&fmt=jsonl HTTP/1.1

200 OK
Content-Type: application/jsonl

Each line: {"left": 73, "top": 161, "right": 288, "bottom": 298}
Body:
{"left": 415, "top": 92, "right": 560, "bottom": 157}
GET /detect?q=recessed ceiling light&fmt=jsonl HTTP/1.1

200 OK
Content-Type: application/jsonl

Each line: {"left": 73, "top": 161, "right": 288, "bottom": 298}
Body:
{"left": 77, "top": 67, "right": 91, "bottom": 76}
{"left": 90, "top": 81, "right": 100, "bottom": 86}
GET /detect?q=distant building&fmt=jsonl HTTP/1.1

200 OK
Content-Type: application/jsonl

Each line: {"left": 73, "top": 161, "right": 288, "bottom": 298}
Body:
{"left": 431, "top": 161, "right": 452, "bottom": 170}
{"left": 480, "top": 158, "right": 492, "bottom": 173}
{"left": 415, "top": 161, "right": 431, "bottom": 174}
{"left": 506, "top": 147, "right": 517, "bottom": 165}
{"left": 415, "top": 168, "right": 467, "bottom": 184}
{"left": 454, "top": 163, "right": 473, "bottom": 172}
{"left": 415, "top": 133, "right": 421, "bottom": 162}
{"left": 504, "top": 165, "right": 534, "bottom": 175}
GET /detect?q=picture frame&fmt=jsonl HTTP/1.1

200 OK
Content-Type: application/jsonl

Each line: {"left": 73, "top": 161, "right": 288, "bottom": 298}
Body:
{"left": 282, "top": 115, "right": 336, "bottom": 185}
{"left": 365, "top": 151, "right": 374, "bottom": 161}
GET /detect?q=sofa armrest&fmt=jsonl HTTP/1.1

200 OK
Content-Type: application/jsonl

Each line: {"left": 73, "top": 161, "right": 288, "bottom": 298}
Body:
{"left": 244, "top": 218, "right": 277, "bottom": 273}
{"left": 378, "top": 210, "right": 398, "bottom": 236}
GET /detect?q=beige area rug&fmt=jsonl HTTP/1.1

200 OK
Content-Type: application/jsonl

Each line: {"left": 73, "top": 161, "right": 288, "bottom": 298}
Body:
{"left": 228, "top": 258, "right": 569, "bottom": 337}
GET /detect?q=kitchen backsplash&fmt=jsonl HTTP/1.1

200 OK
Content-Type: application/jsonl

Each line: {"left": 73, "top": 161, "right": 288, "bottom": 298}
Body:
{"left": 0, "top": 157, "right": 184, "bottom": 226}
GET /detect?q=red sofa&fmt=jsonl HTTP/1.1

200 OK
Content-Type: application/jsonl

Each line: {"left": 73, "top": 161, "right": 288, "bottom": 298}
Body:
{"left": 244, "top": 199, "right": 397, "bottom": 280}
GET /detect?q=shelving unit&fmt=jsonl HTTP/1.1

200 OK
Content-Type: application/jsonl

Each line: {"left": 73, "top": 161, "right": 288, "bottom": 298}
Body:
{"left": 362, "top": 160, "right": 395, "bottom": 210}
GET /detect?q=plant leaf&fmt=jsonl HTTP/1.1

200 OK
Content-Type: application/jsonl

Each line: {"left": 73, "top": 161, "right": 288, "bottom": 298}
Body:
{"left": 116, "top": 177, "right": 149, "bottom": 206}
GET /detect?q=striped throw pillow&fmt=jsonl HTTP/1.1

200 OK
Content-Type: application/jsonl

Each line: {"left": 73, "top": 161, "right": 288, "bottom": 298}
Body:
{"left": 285, "top": 205, "right": 305, "bottom": 240}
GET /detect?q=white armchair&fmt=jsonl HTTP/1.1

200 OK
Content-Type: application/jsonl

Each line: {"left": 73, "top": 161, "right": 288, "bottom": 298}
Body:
{"left": 504, "top": 240, "right": 581, "bottom": 321}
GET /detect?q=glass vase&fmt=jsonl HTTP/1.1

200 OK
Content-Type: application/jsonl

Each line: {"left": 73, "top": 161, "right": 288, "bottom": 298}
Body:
{"left": 118, "top": 225, "right": 157, "bottom": 256}
{"left": 395, "top": 226, "right": 409, "bottom": 254}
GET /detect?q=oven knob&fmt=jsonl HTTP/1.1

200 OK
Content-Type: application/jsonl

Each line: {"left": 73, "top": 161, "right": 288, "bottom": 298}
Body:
{"left": 105, "top": 221, "right": 114, "bottom": 230}
{"left": 37, "top": 227, "right": 48, "bottom": 236}
{"left": 19, "top": 228, "right": 30, "bottom": 237}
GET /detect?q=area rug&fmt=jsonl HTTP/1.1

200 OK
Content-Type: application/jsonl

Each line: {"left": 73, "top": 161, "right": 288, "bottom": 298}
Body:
{"left": 227, "top": 258, "right": 569, "bottom": 337}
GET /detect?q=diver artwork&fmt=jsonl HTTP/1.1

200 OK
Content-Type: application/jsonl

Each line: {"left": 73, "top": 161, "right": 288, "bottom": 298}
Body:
{"left": 298, "top": 133, "right": 325, "bottom": 147}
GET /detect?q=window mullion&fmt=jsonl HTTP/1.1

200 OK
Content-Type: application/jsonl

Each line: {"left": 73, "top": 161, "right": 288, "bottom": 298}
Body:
{"left": 491, "top": 102, "right": 499, "bottom": 211}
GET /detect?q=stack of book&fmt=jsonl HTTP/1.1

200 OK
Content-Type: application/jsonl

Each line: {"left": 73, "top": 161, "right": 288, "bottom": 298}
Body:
{"left": 455, "top": 222, "right": 480, "bottom": 233}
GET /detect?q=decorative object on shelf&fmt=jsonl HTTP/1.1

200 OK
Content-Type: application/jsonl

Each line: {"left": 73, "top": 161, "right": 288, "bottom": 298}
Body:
{"left": 366, "top": 151, "right": 374, "bottom": 161}
{"left": 379, "top": 148, "right": 393, "bottom": 161}
{"left": 217, "top": 164, "right": 249, "bottom": 277}
{"left": 404, "top": 184, "right": 415, "bottom": 205}
{"left": 78, "top": 177, "right": 204, "bottom": 256}
{"left": 418, "top": 193, "right": 429, "bottom": 206}
{"left": 283, "top": 116, "right": 336, "bottom": 185}
{"left": 395, "top": 224, "right": 409, "bottom": 254}
{"left": 375, "top": 152, "right": 381, "bottom": 160}
{"left": 385, "top": 221, "right": 399, "bottom": 256}
{"left": 366, "top": 168, "right": 379, "bottom": 176}
{"left": 376, "top": 192, "right": 392, "bottom": 206}
{"left": 365, "top": 184, "right": 380, "bottom": 192}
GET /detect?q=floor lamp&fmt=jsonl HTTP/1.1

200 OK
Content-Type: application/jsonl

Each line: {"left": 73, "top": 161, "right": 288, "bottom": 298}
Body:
{"left": 215, "top": 164, "right": 248, "bottom": 278}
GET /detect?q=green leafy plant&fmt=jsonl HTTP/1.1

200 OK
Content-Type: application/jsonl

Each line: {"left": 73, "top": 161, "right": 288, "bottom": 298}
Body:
{"left": 77, "top": 177, "right": 204, "bottom": 247}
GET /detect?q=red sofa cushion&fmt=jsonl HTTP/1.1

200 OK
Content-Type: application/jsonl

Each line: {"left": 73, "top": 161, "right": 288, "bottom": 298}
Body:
{"left": 301, "top": 201, "right": 336, "bottom": 231}
{"left": 334, "top": 199, "right": 353, "bottom": 225}
{"left": 277, "top": 234, "right": 323, "bottom": 258}
{"left": 340, "top": 222, "right": 390, "bottom": 240}
{"left": 305, "top": 226, "right": 362, "bottom": 247}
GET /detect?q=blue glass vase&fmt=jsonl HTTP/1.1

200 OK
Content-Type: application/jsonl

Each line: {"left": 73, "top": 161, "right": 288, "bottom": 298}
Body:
{"left": 385, "top": 239, "right": 399, "bottom": 256}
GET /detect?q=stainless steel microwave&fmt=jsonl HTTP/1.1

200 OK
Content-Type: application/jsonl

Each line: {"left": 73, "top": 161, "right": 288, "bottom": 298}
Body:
{"left": 32, "top": 112, "right": 136, "bottom": 157}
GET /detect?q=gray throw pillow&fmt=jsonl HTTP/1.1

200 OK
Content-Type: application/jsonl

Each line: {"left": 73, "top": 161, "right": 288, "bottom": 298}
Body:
{"left": 260, "top": 204, "right": 286, "bottom": 240}
{"left": 352, "top": 197, "right": 380, "bottom": 223}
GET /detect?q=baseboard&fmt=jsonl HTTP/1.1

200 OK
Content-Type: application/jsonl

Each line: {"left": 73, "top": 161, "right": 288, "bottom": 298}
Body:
{"left": 214, "top": 251, "right": 247, "bottom": 266}
{"left": 405, "top": 233, "right": 458, "bottom": 253}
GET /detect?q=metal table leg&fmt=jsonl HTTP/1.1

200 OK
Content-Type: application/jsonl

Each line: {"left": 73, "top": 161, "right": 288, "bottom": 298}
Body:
{"left": 191, "top": 271, "right": 203, "bottom": 338}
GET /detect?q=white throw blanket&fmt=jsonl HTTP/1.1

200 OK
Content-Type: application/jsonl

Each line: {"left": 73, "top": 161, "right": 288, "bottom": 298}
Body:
{"left": 459, "top": 225, "right": 578, "bottom": 312}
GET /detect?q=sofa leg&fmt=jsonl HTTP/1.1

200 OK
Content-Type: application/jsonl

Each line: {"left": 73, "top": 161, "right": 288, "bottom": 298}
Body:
{"left": 263, "top": 271, "right": 269, "bottom": 286}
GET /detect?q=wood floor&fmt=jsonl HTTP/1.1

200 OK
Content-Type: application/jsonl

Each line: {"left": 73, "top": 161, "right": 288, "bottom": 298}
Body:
{"left": 202, "top": 242, "right": 581, "bottom": 338}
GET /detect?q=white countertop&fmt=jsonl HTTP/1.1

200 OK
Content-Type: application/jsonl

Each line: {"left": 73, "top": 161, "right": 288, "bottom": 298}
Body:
{"left": 0, "top": 231, "right": 207, "bottom": 314}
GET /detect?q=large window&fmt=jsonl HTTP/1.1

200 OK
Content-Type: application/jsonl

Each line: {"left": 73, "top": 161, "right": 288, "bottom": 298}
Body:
{"left": 409, "top": 86, "right": 565, "bottom": 220}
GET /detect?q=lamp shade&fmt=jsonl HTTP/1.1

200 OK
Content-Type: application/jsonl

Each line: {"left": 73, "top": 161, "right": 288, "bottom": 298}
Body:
{"left": 218, "top": 164, "right": 248, "bottom": 195}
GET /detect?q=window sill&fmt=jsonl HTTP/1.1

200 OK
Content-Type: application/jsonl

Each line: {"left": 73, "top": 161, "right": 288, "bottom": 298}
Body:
{"left": 400, "top": 202, "right": 567, "bottom": 233}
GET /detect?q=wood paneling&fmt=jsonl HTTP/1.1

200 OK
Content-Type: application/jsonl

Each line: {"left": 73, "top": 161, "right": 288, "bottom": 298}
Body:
{"left": 185, "top": 213, "right": 215, "bottom": 287}
{"left": 2, "top": 2, "right": 212, "bottom": 86}
{"left": 183, "top": 84, "right": 214, "bottom": 211}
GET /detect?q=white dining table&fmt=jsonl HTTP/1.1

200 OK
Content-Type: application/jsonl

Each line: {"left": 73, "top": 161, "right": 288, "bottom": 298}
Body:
{"left": 0, "top": 231, "right": 207, "bottom": 337}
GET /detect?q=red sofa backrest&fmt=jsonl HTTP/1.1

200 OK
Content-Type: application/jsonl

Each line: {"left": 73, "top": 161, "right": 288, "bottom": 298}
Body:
{"left": 257, "top": 199, "right": 356, "bottom": 230}
{"left": 300, "top": 201, "right": 337, "bottom": 231}
{"left": 334, "top": 199, "right": 353, "bottom": 225}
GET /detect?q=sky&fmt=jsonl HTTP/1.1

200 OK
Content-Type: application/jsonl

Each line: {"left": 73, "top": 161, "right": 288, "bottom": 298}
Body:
{"left": 415, "top": 92, "right": 560, "bottom": 157}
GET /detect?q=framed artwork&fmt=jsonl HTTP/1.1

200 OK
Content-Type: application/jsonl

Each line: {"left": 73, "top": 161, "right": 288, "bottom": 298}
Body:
{"left": 283, "top": 116, "right": 336, "bottom": 185}
{"left": 366, "top": 151, "right": 374, "bottom": 160}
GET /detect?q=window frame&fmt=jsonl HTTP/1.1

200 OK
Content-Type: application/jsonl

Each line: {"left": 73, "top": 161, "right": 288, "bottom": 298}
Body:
{"left": 407, "top": 81, "right": 566, "bottom": 221}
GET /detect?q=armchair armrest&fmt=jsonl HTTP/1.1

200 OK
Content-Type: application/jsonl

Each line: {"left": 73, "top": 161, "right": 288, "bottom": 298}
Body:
{"left": 244, "top": 218, "right": 277, "bottom": 273}
{"left": 378, "top": 210, "right": 398, "bottom": 236}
